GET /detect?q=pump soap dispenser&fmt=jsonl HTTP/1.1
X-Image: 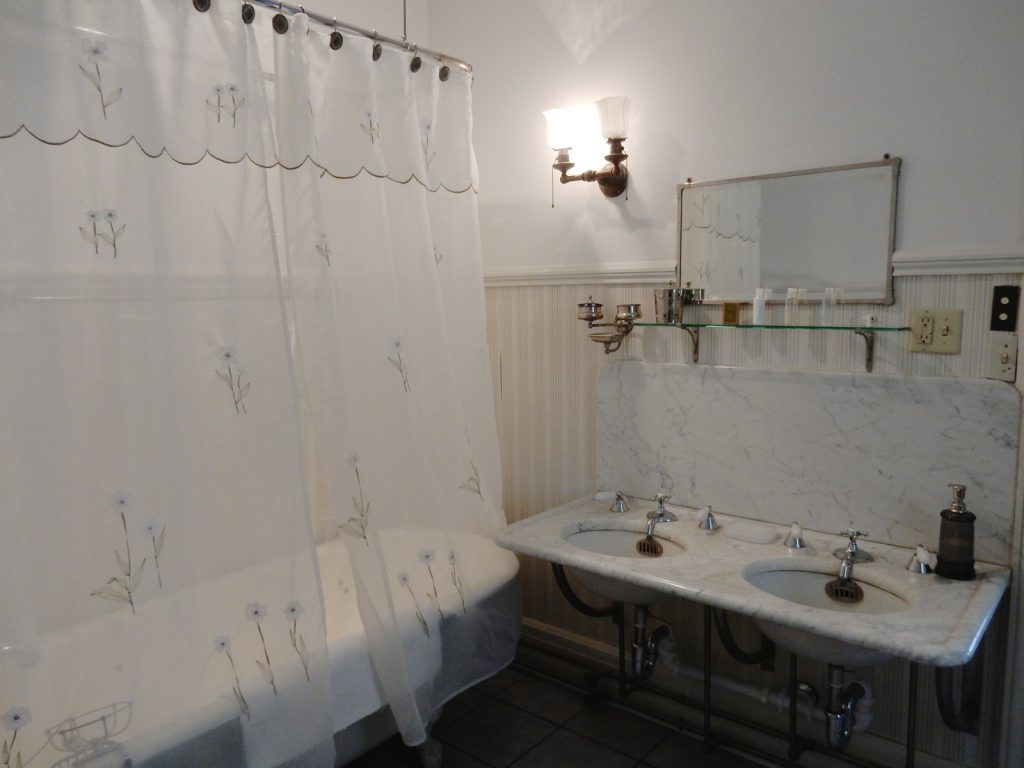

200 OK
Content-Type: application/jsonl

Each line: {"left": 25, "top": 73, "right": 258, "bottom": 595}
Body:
{"left": 935, "top": 484, "right": 976, "bottom": 581}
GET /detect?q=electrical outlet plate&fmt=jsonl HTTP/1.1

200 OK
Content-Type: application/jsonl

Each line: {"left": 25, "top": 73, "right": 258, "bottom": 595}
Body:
{"left": 908, "top": 308, "right": 963, "bottom": 354}
{"left": 986, "top": 331, "right": 1018, "bottom": 382}
{"left": 990, "top": 285, "right": 1020, "bottom": 332}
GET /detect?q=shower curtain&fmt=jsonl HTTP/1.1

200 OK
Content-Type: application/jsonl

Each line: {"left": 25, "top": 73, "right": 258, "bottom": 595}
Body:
{"left": 272, "top": 13, "right": 519, "bottom": 748}
{"left": 0, "top": 0, "right": 517, "bottom": 765}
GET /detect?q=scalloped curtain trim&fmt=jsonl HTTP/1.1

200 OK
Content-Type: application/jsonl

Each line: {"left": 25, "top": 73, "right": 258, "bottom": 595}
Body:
{"left": 0, "top": 124, "right": 478, "bottom": 195}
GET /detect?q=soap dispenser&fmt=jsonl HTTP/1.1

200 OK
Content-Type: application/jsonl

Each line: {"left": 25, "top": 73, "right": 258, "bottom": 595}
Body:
{"left": 935, "top": 484, "right": 976, "bottom": 581}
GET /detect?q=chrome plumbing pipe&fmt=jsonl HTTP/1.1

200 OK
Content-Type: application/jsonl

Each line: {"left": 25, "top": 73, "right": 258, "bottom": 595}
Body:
{"left": 826, "top": 664, "right": 870, "bottom": 751}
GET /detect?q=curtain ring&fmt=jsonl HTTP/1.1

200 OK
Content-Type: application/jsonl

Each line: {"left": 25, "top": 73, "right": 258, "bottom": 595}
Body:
{"left": 372, "top": 30, "right": 383, "bottom": 61}
{"left": 439, "top": 56, "right": 450, "bottom": 82}
{"left": 192, "top": 0, "right": 211, "bottom": 12}
{"left": 272, "top": 4, "right": 289, "bottom": 34}
{"left": 241, "top": 1, "right": 255, "bottom": 23}
{"left": 410, "top": 43, "right": 421, "bottom": 73}
{"left": 329, "top": 16, "right": 343, "bottom": 50}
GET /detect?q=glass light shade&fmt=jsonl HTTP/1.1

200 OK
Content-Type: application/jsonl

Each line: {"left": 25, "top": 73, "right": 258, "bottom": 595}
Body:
{"left": 543, "top": 107, "right": 575, "bottom": 150}
{"left": 596, "top": 96, "right": 630, "bottom": 139}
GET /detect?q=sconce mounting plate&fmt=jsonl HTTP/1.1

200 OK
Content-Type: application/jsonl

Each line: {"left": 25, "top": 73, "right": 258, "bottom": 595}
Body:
{"left": 597, "top": 164, "right": 628, "bottom": 197}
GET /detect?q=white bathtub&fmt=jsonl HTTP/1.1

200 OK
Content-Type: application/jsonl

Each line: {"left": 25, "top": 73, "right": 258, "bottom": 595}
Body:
{"left": 5, "top": 532, "right": 519, "bottom": 768}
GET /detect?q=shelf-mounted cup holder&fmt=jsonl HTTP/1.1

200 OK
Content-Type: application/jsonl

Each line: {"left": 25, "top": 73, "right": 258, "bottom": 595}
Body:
{"left": 577, "top": 298, "right": 604, "bottom": 323}
{"left": 577, "top": 297, "right": 640, "bottom": 354}
{"left": 615, "top": 303, "right": 642, "bottom": 323}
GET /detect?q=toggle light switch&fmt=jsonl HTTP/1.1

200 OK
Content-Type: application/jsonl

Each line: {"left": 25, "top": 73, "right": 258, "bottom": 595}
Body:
{"left": 986, "top": 331, "right": 1018, "bottom": 382}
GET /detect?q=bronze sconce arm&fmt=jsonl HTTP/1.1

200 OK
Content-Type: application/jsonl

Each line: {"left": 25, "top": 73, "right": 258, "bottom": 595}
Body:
{"left": 553, "top": 138, "right": 629, "bottom": 197}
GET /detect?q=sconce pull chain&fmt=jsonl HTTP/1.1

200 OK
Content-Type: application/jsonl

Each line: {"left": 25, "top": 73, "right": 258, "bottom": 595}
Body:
{"left": 551, "top": 167, "right": 556, "bottom": 208}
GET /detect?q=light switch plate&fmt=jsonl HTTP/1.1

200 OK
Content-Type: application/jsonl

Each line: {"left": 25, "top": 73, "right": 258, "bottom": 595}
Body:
{"left": 908, "top": 308, "right": 963, "bottom": 354}
{"left": 986, "top": 331, "right": 1018, "bottom": 382}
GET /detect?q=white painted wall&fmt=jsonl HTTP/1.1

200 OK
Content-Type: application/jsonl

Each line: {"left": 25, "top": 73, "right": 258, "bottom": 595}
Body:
{"left": 428, "top": 0, "right": 1024, "bottom": 278}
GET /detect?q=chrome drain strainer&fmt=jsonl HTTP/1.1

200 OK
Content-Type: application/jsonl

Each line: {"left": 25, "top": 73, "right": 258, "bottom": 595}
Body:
{"left": 635, "top": 535, "right": 663, "bottom": 557}
{"left": 824, "top": 578, "right": 864, "bottom": 604}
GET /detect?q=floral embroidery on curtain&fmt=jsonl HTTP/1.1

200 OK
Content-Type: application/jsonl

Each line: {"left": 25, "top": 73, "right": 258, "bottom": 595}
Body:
{"left": 78, "top": 39, "right": 122, "bottom": 120}
{"left": 207, "top": 84, "right": 246, "bottom": 127}
{"left": 216, "top": 347, "right": 251, "bottom": 414}
{"left": 339, "top": 454, "right": 371, "bottom": 544}
{"left": 89, "top": 491, "right": 150, "bottom": 614}
{"left": 79, "top": 210, "right": 125, "bottom": 259}
{"left": 2, "top": 706, "right": 30, "bottom": 768}
{"left": 213, "top": 636, "right": 251, "bottom": 720}
{"left": 387, "top": 338, "right": 412, "bottom": 392}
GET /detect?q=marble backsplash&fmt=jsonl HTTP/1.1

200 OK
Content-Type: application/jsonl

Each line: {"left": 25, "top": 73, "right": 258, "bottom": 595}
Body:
{"left": 597, "top": 362, "right": 1020, "bottom": 564}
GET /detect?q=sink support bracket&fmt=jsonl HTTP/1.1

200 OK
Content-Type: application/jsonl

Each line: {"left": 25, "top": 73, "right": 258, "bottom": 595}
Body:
{"left": 550, "top": 563, "right": 619, "bottom": 619}
{"left": 550, "top": 563, "right": 629, "bottom": 697}
{"left": 934, "top": 645, "right": 983, "bottom": 735}
{"left": 905, "top": 662, "right": 918, "bottom": 768}
{"left": 712, "top": 608, "right": 775, "bottom": 670}
{"left": 788, "top": 653, "right": 805, "bottom": 761}
{"left": 703, "top": 605, "right": 715, "bottom": 753}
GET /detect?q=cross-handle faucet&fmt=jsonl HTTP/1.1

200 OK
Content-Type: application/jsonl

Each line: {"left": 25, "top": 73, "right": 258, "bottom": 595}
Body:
{"left": 646, "top": 493, "right": 676, "bottom": 523}
{"left": 644, "top": 494, "right": 676, "bottom": 536}
{"left": 834, "top": 528, "right": 873, "bottom": 570}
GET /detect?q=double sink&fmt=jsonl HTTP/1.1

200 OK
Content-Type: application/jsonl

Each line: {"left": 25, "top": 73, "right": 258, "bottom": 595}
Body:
{"left": 496, "top": 494, "right": 1010, "bottom": 667}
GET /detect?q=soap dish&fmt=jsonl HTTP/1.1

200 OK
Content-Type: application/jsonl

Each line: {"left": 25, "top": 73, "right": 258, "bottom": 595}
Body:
{"left": 723, "top": 523, "right": 778, "bottom": 545}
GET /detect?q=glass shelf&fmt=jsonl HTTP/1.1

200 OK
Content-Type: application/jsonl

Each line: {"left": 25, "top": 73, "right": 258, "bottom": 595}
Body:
{"left": 635, "top": 322, "right": 910, "bottom": 332}
{"left": 628, "top": 322, "right": 910, "bottom": 371}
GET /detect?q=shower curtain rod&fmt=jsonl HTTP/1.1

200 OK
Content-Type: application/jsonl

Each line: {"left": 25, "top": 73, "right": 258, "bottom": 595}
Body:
{"left": 246, "top": 0, "right": 473, "bottom": 74}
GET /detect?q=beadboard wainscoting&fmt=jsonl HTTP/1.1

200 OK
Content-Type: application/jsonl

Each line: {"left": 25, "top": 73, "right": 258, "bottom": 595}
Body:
{"left": 485, "top": 273, "right": 1021, "bottom": 767}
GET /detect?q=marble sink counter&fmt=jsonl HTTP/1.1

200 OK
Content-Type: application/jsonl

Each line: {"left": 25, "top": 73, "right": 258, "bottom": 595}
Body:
{"left": 496, "top": 494, "right": 1011, "bottom": 667}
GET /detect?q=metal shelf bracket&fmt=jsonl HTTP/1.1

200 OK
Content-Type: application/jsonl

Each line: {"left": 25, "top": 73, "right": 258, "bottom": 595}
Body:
{"left": 683, "top": 327, "right": 700, "bottom": 364}
{"left": 854, "top": 330, "right": 876, "bottom": 373}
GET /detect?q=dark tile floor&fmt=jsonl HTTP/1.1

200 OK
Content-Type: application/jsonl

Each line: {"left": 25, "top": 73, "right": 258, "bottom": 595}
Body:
{"left": 345, "top": 666, "right": 765, "bottom": 768}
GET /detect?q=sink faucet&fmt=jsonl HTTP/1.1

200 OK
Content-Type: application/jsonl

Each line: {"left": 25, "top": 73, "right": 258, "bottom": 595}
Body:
{"left": 827, "top": 530, "right": 869, "bottom": 604}
{"left": 833, "top": 528, "right": 873, "bottom": 567}
{"left": 834, "top": 529, "right": 870, "bottom": 580}
{"left": 645, "top": 493, "right": 676, "bottom": 535}
{"left": 837, "top": 547, "right": 856, "bottom": 580}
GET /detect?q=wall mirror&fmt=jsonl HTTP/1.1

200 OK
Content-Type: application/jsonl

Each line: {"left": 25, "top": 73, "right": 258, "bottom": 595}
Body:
{"left": 677, "top": 158, "right": 900, "bottom": 303}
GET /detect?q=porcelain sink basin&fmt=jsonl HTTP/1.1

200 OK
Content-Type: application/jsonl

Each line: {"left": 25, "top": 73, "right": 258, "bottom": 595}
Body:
{"left": 565, "top": 529, "right": 684, "bottom": 605}
{"left": 744, "top": 566, "right": 911, "bottom": 666}
{"left": 566, "top": 529, "right": 685, "bottom": 558}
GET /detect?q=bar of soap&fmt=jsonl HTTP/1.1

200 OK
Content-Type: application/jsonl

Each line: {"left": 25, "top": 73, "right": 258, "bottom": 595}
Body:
{"left": 723, "top": 523, "right": 778, "bottom": 545}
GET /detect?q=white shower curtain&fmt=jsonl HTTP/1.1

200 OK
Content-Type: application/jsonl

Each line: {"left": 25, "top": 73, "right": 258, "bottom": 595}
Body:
{"left": 271, "top": 14, "right": 520, "bottom": 747}
{"left": 0, "top": 0, "right": 517, "bottom": 764}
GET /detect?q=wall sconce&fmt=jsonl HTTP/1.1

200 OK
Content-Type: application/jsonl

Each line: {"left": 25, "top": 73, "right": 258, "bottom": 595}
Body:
{"left": 577, "top": 297, "right": 640, "bottom": 353}
{"left": 544, "top": 97, "right": 630, "bottom": 198}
